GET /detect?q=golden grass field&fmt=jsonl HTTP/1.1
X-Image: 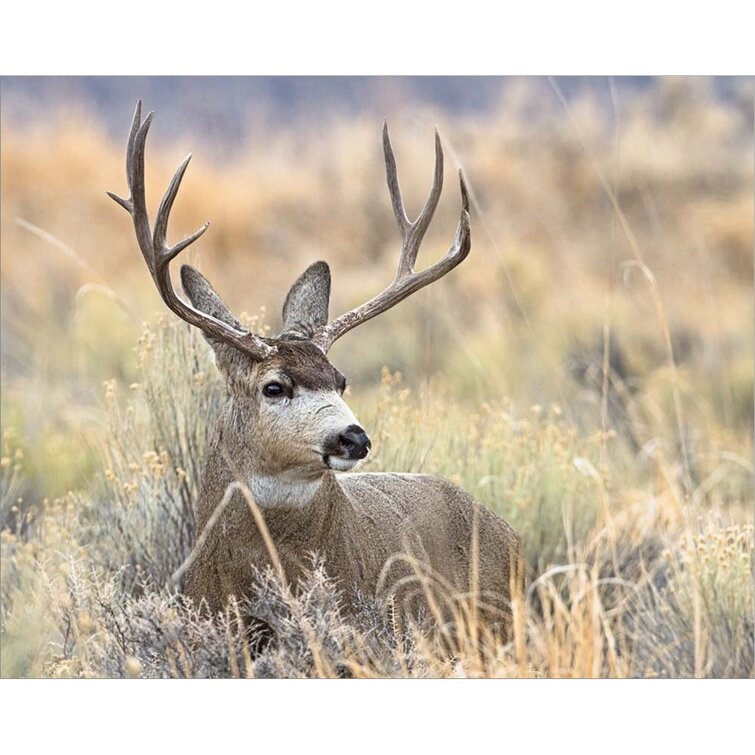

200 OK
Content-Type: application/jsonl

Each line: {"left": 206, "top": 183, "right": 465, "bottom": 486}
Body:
{"left": 1, "top": 77, "right": 752, "bottom": 677}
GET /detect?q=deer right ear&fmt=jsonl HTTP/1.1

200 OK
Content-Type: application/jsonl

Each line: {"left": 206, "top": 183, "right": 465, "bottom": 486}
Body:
{"left": 180, "top": 265, "right": 245, "bottom": 348}
{"left": 280, "top": 261, "right": 331, "bottom": 340}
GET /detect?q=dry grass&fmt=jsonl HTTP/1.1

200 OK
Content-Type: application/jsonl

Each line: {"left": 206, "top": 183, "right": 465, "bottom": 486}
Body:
{"left": 1, "top": 77, "right": 753, "bottom": 677}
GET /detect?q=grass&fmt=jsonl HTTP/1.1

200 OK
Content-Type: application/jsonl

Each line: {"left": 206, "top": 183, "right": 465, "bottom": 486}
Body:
{"left": 1, "top": 77, "right": 752, "bottom": 677}
{"left": 1, "top": 319, "right": 751, "bottom": 678}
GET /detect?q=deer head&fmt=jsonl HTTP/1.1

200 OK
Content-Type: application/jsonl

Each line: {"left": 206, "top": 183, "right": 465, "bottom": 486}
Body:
{"left": 108, "top": 101, "right": 470, "bottom": 492}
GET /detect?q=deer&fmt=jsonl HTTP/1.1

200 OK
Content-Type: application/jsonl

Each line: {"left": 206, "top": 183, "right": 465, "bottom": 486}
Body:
{"left": 109, "top": 101, "right": 524, "bottom": 638}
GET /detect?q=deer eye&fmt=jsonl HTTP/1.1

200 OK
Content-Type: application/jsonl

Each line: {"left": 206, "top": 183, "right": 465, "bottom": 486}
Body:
{"left": 263, "top": 382, "right": 286, "bottom": 398}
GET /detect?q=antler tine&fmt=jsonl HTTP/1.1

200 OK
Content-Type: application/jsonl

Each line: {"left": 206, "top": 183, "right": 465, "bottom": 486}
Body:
{"left": 154, "top": 154, "right": 194, "bottom": 254}
{"left": 382, "top": 122, "right": 411, "bottom": 237}
{"left": 383, "top": 124, "right": 445, "bottom": 278}
{"left": 408, "top": 128, "right": 444, "bottom": 260}
{"left": 108, "top": 101, "right": 274, "bottom": 360}
{"left": 126, "top": 100, "right": 141, "bottom": 189}
{"left": 312, "top": 129, "right": 471, "bottom": 354}
{"left": 106, "top": 101, "right": 142, "bottom": 213}
{"left": 415, "top": 169, "right": 471, "bottom": 281}
{"left": 129, "top": 110, "right": 157, "bottom": 273}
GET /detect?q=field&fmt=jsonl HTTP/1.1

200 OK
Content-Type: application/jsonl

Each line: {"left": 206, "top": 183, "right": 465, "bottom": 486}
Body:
{"left": 1, "top": 77, "right": 753, "bottom": 677}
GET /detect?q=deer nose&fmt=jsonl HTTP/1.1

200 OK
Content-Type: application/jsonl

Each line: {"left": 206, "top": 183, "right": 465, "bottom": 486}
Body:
{"left": 337, "top": 425, "right": 371, "bottom": 459}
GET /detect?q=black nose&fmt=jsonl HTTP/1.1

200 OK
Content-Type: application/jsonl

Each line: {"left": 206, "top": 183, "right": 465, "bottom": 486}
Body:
{"left": 336, "top": 425, "right": 371, "bottom": 459}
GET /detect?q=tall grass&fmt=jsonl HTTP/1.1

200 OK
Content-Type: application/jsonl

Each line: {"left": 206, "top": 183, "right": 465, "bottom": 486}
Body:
{"left": 1, "top": 320, "right": 752, "bottom": 677}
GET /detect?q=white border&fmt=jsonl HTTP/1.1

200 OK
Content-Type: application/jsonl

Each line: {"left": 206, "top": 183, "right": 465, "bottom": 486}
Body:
{"left": 0, "top": 1, "right": 753, "bottom": 74}
{"left": 0, "top": 680, "right": 753, "bottom": 752}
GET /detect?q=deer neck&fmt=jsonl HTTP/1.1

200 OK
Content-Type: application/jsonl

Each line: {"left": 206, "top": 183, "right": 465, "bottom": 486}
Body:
{"left": 254, "top": 471, "right": 355, "bottom": 544}
{"left": 246, "top": 472, "right": 324, "bottom": 509}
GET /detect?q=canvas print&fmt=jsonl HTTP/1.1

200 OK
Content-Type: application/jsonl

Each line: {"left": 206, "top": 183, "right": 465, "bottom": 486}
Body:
{"left": 0, "top": 76, "right": 752, "bottom": 678}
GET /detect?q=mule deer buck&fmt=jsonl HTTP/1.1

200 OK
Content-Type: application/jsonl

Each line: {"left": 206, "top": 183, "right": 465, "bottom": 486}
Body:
{"left": 109, "top": 101, "right": 523, "bottom": 636}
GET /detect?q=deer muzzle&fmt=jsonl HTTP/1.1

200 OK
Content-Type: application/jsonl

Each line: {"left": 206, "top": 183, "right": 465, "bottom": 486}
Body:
{"left": 323, "top": 424, "right": 371, "bottom": 470}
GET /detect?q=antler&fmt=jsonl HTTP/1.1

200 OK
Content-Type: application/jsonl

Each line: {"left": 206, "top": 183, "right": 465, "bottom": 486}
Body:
{"left": 108, "top": 101, "right": 274, "bottom": 360}
{"left": 312, "top": 123, "right": 471, "bottom": 353}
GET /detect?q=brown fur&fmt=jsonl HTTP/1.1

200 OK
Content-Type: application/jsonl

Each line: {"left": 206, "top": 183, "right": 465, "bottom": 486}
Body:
{"left": 184, "top": 341, "right": 524, "bottom": 635}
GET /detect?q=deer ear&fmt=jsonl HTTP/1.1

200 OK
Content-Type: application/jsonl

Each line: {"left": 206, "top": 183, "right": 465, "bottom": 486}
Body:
{"left": 281, "top": 261, "right": 331, "bottom": 339}
{"left": 180, "top": 264, "right": 245, "bottom": 340}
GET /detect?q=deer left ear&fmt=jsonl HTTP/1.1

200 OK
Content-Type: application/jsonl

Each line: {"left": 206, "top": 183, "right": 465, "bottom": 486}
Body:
{"left": 280, "top": 261, "right": 331, "bottom": 339}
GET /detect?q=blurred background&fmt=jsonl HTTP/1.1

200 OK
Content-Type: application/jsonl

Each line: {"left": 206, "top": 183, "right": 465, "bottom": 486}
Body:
{"left": 1, "top": 76, "right": 753, "bottom": 502}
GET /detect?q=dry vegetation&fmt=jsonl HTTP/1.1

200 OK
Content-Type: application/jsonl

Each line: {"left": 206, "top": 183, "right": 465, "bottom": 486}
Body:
{"left": 1, "top": 77, "right": 753, "bottom": 677}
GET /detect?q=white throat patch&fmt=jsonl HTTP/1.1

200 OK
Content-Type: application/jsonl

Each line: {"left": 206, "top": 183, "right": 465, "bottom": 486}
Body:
{"left": 248, "top": 475, "right": 323, "bottom": 509}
